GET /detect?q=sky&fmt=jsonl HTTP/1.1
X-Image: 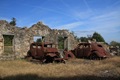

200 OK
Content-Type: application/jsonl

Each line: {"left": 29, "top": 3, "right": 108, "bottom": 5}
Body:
{"left": 0, "top": 0, "right": 120, "bottom": 43}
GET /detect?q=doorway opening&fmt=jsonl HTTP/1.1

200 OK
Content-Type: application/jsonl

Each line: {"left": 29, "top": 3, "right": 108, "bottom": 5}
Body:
{"left": 3, "top": 35, "right": 14, "bottom": 55}
{"left": 58, "top": 36, "right": 64, "bottom": 49}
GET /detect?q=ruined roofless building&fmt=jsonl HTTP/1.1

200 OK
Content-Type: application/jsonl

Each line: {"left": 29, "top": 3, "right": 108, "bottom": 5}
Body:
{"left": 0, "top": 20, "right": 77, "bottom": 58}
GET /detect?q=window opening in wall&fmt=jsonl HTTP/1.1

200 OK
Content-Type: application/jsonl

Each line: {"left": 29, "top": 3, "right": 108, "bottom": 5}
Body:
{"left": 33, "top": 36, "right": 44, "bottom": 43}
{"left": 3, "top": 35, "right": 14, "bottom": 55}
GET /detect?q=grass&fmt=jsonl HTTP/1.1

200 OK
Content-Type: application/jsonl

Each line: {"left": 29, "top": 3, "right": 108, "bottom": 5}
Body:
{"left": 0, "top": 57, "right": 120, "bottom": 80}
{"left": 4, "top": 46, "right": 13, "bottom": 55}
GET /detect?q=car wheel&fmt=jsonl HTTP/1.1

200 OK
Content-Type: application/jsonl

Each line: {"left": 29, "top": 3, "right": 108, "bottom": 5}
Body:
{"left": 89, "top": 51, "right": 99, "bottom": 60}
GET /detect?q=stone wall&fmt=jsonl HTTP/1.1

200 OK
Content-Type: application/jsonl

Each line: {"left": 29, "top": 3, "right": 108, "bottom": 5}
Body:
{"left": 0, "top": 20, "right": 78, "bottom": 58}
{"left": 0, "top": 20, "right": 15, "bottom": 55}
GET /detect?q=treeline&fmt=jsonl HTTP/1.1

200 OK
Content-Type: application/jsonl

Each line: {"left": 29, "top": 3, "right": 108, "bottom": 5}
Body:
{"left": 72, "top": 32, "right": 105, "bottom": 43}
{"left": 110, "top": 41, "right": 120, "bottom": 47}
{"left": 72, "top": 31, "right": 120, "bottom": 47}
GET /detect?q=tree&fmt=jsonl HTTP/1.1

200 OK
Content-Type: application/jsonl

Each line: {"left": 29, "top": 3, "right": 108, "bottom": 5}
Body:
{"left": 92, "top": 32, "right": 105, "bottom": 42}
{"left": 58, "top": 36, "right": 64, "bottom": 49}
{"left": 110, "top": 41, "right": 120, "bottom": 47}
{"left": 80, "top": 37, "right": 88, "bottom": 42}
{"left": 9, "top": 17, "right": 16, "bottom": 26}
{"left": 36, "top": 38, "right": 42, "bottom": 43}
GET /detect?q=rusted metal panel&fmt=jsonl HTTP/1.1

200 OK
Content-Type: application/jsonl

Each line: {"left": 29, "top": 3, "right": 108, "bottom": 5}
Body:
{"left": 63, "top": 49, "right": 75, "bottom": 60}
{"left": 45, "top": 48, "right": 58, "bottom": 53}
{"left": 72, "top": 42, "right": 111, "bottom": 59}
{"left": 25, "top": 42, "right": 65, "bottom": 63}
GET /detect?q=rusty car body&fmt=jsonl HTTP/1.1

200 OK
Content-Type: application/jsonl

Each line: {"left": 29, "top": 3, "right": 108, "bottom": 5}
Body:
{"left": 25, "top": 42, "right": 65, "bottom": 63}
{"left": 72, "top": 42, "right": 111, "bottom": 59}
{"left": 63, "top": 48, "right": 75, "bottom": 60}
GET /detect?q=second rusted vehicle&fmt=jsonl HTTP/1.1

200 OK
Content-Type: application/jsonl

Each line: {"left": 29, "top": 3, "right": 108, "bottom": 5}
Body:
{"left": 25, "top": 42, "right": 65, "bottom": 63}
{"left": 72, "top": 42, "right": 111, "bottom": 59}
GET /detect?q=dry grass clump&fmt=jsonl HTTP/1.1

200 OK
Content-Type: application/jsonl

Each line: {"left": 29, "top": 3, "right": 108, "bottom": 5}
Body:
{"left": 0, "top": 57, "right": 120, "bottom": 80}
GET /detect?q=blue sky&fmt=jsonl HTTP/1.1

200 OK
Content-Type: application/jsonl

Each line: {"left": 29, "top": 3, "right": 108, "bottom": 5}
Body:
{"left": 0, "top": 0, "right": 120, "bottom": 43}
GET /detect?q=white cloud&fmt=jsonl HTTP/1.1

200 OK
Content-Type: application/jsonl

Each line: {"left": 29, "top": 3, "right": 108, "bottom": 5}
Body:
{"left": 55, "top": 21, "right": 84, "bottom": 29}
{"left": 87, "top": 11, "right": 120, "bottom": 32}
{"left": 54, "top": 8, "right": 120, "bottom": 42}
{"left": 90, "top": 11, "right": 120, "bottom": 22}
{"left": 83, "top": 0, "right": 92, "bottom": 11}
{"left": 72, "top": 10, "right": 93, "bottom": 20}
{"left": 55, "top": 9, "right": 120, "bottom": 32}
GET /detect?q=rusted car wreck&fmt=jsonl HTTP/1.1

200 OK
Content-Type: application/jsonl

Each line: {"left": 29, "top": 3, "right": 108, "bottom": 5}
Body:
{"left": 25, "top": 42, "right": 65, "bottom": 63}
{"left": 25, "top": 41, "right": 111, "bottom": 64}
{"left": 72, "top": 42, "right": 111, "bottom": 59}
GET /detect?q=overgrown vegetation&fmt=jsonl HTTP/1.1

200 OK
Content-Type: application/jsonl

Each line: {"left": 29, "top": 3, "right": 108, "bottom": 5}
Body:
{"left": 92, "top": 32, "right": 105, "bottom": 42}
{"left": 3, "top": 35, "right": 14, "bottom": 55}
{"left": 110, "top": 41, "right": 120, "bottom": 47}
{"left": 71, "top": 31, "right": 106, "bottom": 43}
{"left": 58, "top": 36, "right": 64, "bottom": 49}
{"left": 80, "top": 37, "right": 88, "bottom": 42}
{"left": 36, "top": 38, "right": 42, "bottom": 43}
{"left": 0, "top": 57, "right": 120, "bottom": 80}
{"left": 3, "top": 35, "right": 14, "bottom": 46}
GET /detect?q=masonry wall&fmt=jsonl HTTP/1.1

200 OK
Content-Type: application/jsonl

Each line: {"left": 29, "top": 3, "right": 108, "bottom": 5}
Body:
{"left": 0, "top": 20, "right": 78, "bottom": 58}
{"left": 0, "top": 20, "right": 15, "bottom": 55}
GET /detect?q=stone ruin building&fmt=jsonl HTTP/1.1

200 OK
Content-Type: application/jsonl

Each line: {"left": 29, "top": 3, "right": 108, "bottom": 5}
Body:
{"left": 0, "top": 20, "right": 77, "bottom": 59}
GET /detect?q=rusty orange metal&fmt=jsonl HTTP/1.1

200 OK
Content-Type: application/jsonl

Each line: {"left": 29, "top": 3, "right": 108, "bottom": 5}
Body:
{"left": 63, "top": 48, "right": 75, "bottom": 60}
{"left": 25, "top": 42, "right": 65, "bottom": 63}
{"left": 72, "top": 42, "right": 111, "bottom": 59}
